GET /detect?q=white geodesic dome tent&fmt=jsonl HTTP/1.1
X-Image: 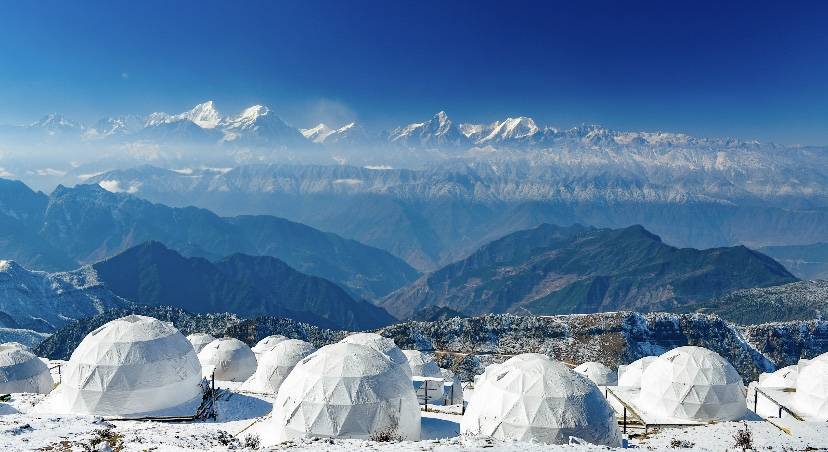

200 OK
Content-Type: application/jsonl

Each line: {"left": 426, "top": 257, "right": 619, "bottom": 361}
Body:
{"left": 638, "top": 346, "right": 746, "bottom": 421}
{"left": 0, "top": 343, "right": 52, "bottom": 394}
{"left": 340, "top": 333, "right": 412, "bottom": 378}
{"left": 186, "top": 333, "right": 216, "bottom": 354}
{"left": 264, "top": 342, "right": 421, "bottom": 444}
{"left": 197, "top": 337, "right": 257, "bottom": 382}
{"left": 793, "top": 358, "right": 828, "bottom": 420}
{"left": 242, "top": 339, "right": 315, "bottom": 394}
{"left": 251, "top": 335, "right": 289, "bottom": 356}
{"left": 574, "top": 361, "right": 618, "bottom": 386}
{"left": 34, "top": 315, "right": 203, "bottom": 417}
{"left": 461, "top": 354, "right": 621, "bottom": 446}
{"left": 618, "top": 356, "right": 658, "bottom": 388}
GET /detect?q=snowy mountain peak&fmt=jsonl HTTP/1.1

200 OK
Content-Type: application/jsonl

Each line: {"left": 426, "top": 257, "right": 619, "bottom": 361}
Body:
{"left": 300, "top": 123, "right": 335, "bottom": 143}
{"left": 480, "top": 116, "right": 539, "bottom": 142}
{"left": 177, "top": 100, "right": 222, "bottom": 129}
{"left": 222, "top": 104, "right": 272, "bottom": 132}
{"left": 336, "top": 122, "right": 356, "bottom": 133}
{"left": 0, "top": 259, "right": 21, "bottom": 274}
{"left": 29, "top": 113, "right": 80, "bottom": 130}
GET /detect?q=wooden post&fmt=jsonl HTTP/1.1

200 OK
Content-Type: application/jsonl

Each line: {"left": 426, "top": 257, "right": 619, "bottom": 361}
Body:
{"left": 754, "top": 389, "right": 758, "bottom": 413}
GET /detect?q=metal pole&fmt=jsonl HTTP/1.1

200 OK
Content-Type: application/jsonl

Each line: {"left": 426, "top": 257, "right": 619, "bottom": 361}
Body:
{"left": 623, "top": 407, "right": 627, "bottom": 434}
{"left": 424, "top": 380, "right": 429, "bottom": 412}
{"left": 754, "top": 389, "right": 758, "bottom": 413}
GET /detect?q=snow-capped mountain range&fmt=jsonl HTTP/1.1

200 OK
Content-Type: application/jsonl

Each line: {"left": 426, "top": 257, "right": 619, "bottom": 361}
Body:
{"left": 2, "top": 101, "right": 781, "bottom": 151}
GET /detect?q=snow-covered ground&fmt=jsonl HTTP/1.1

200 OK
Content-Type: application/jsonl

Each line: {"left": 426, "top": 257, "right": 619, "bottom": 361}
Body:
{"left": 3, "top": 381, "right": 827, "bottom": 451}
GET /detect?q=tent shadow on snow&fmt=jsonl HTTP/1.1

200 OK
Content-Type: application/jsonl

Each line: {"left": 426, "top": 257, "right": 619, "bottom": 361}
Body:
{"left": 214, "top": 392, "right": 273, "bottom": 422}
{"left": 421, "top": 416, "right": 460, "bottom": 440}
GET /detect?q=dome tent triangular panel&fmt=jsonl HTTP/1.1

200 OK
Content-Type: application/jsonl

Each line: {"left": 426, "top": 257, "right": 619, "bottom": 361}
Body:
{"left": 0, "top": 344, "right": 53, "bottom": 394}
{"left": 198, "top": 337, "right": 257, "bottom": 382}
{"left": 33, "top": 315, "right": 203, "bottom": 417}
{"left": 638, "top": 346, "right": 746, "bottom": 421}
{"left": 251, "top": 335, "right": 289, "bottom": 356}
{"left": 186, "top": 333, "right": 216, "bottom": 354}
{"left": 340, "top": 332, "right": 412, "bottom": 378}
{"left": 264, "top": 342, "right": 420, "bottom": 444}
{"left": 574, "top": 361, "right": 618, "bottom": 386}
{"left": 242, "top": 339, "right": 315, "bottom": 394}
{"left": 460, "top": 353, "right": 621, "bottom": 446}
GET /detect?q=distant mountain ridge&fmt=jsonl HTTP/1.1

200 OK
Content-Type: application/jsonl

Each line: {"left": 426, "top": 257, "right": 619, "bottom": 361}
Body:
{"left": 380, "top": 223, "right": 797, "bottom": 319}
{"left": 0, "top": 241, "right": 395, "bottom": 333}
{"left": 86, "top": 163, "right": 828, "bottom": 271}
{"left": 92, "top": 241, "right": 394, "bottom": 330}
{"left": 3, "top": 101, "right": 796, "bottom": 152}
{"left": 0, "top": 178, "right": 418, "bottom": 300}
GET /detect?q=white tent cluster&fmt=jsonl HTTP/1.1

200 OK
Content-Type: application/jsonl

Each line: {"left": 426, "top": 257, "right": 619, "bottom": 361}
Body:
{"left": 461, "top": 353, "right": 621, "bottom": 446}
{"left": 0, "top": 343, "right": 52, "bottom": 394}
{"left": 35, "top": 315, "right": 203, "bottom": 417}
{"left": 186, "top": 333, "right": 216, "bottom": 354}
{"left": 638, "top": 346, "right": 746, "bottom": 421}
{"left": 242, "top": 339, "right": 315, "bottom": 394}
{"left": 265, "top": 342, "right": 421, "bottom": 444}
{"left": 574, "top": 361, "right": 617, "bottom": 386}
{"left": 251, "top": 335, "right": 289, "bottom": 357}
{"left": 197, "top": 337, "right": 257, "bottom": 382}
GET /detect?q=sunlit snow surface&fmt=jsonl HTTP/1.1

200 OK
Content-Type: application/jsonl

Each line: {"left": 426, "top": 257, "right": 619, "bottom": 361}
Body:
{"left": 2, "top": 377, "right": 828, "bottom": 450}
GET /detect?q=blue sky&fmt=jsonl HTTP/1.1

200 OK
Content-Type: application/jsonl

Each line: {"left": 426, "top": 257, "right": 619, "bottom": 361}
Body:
{"left": 1, "top": 0, "right": 827, "bottom": 144}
